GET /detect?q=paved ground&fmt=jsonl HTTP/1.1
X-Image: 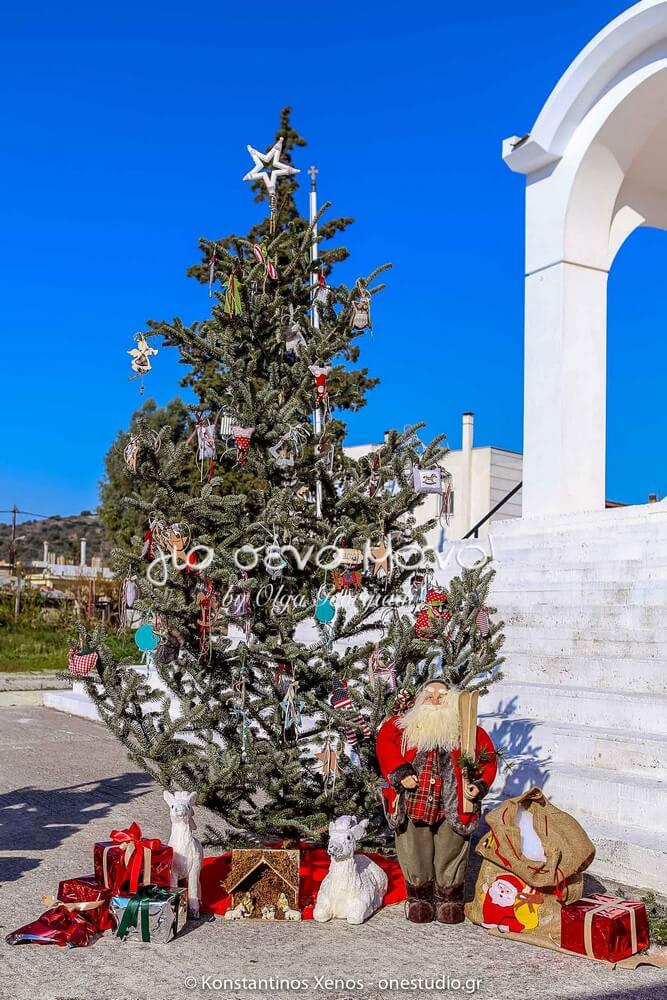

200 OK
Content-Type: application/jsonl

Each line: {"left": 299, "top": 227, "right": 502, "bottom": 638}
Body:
{"left": 1, "top": 704, "right": 665, "bottom": 1000}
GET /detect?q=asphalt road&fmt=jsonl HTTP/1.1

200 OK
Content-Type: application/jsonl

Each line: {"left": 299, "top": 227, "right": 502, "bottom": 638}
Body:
{"left": 0, "top": 704, "right": 665, "bottom": 1000}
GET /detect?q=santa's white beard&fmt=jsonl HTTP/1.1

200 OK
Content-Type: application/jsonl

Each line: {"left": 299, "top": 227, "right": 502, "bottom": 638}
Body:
{"left": 398, "top": 692, "right": 461, "bottom": 751}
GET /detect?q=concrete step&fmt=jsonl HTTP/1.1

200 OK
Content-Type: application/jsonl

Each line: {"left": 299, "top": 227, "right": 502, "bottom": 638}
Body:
{"left": 493, "top": 536, "right": 667, "bottom": 562}
{"left": 480, "top": 681, "right": 666, "bottom": 735}
{"left": 491, "top": 504, "right": 667, "bottom": 538}
{"left": 538, "top": 763, "right": 667, "bottom": 834}
{"left": 491, "top": 623, "right": 664, "bottom": 659}
{"left": 499, "top": 602, "right": 667, "bottom": 630}
{"left": 491, "top": 561, "right": 667, "bottom": 584}
{"left": 479, "top": 712, "right": 667, "bottom": 777}
{"left": 43, "top": 688, "right": 101, "bottom": 722}
{"left": 493, "top": 585, "right": 667, "bottom": 608}
{"left": 583, "top": 817, "right": 667, "bottom": 895}
{"left": 498, "top": 651, "right": 666, "bottom": 695}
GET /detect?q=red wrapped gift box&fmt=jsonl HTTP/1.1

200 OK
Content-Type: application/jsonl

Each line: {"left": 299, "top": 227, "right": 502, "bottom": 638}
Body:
{"left": 5, "top": 905, "right": 99, "bottom": 948}
{"left": 200, "top": 847, "right": 406, "bottom": 918}
{"left": 561, "top": 893, "right": 650, "bottom": 963}
{"left": 93, "top": 822, "right": 172, "bottom": 894}
{"left": 54, "top": 874, "right": 115, "bottom": 932}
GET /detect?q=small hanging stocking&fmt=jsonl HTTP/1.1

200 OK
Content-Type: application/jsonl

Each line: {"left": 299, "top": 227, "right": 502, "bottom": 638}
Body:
{"left": 232, "top": 425, "right": 254, "bottom": 466}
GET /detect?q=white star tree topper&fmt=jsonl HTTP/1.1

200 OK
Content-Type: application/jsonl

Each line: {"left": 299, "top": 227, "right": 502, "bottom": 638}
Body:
{"left": 242, "top": 137, "right": 299, "bottom": 195}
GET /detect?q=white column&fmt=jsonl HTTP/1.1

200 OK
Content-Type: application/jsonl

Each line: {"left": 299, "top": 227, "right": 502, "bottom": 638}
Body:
{"left": 461, "top": 412, "right": 474, "bottom": 533}
{"left": 523, "top": 261, "right": 608, "bottom": 517}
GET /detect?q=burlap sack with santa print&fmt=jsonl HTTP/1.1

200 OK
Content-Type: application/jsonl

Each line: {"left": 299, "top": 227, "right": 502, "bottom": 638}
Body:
{"left": 466, "top": 856, "right": 584, "bottom": 950}
{"left": 476, "top": 787, "right": 595, "bottom": 889}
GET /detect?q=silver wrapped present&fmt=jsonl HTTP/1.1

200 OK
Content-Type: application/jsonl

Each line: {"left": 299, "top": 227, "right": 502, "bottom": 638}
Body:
{"left": 111, "top": 886, "right": 187, "bottom": 943}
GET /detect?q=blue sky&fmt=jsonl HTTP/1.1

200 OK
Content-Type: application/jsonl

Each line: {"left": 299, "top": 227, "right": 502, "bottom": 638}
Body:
{"left": 2, "top": 0, "right": 664, "bottom": 520}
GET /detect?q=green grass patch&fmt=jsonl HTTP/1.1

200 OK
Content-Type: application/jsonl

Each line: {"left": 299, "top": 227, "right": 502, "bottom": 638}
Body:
{"left": 0, "top": 623, "right": 137, "bottom": 671}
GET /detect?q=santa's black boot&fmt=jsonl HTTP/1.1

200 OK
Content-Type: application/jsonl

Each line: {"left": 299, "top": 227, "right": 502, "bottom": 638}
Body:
{"left": 435, "top": 882, "right": 465, "bottom": 924}
{"left": 405, "top": 881, "right": 435, "bottom": 923}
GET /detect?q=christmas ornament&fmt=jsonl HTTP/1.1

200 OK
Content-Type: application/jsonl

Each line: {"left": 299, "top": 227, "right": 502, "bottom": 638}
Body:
{"left": 219, "top": 409, "right": 235, "bottom": 440}
{"left": 123, "top": 430, "right": 160, "bottom": 473}
{"left": 265, "top": 531, "right": 288, "bottom": 581}
{"left": 415, "top": 588, "right": 450, "bottom": 639}
{"left": 309, "top": 365, "right": 330, "bottom": 411}
{"left": 278, "top": 305, "right": 306, "bottom": 362}
{"left": 476, "top": 605, "right": 490, "bottom": 637}
{"left": 68, "top": 648, "right": 99, "bottom": 677}
{"left": 413, "top": 467, "right": 443, "bottom": 494}
{"left": 349, "top": 289, "right": 371, "bottom": 330}
{"left": 128, "top": 334, "right": 158, "bottom": 393}
{"left": 208, "top": 245, "right": 217, "bottom": 298}
{"left": 368, "top": 645, "right": 397, "bottom": 692}
{"left": 330, "top": 676, "right": 371, "bottom": 746}
{"left": 196, "top": 581, "right": 219, "bottom": 657}
{"left": 135, "top": 624, "right": 159, "bottom": 652}
{"left": 166, "top": 523, "right": 192, "bottom": 566}
{"left": 315, "top": 593, "right": 335, "bottom": 624}
{"left": 230, "top": 573, "right": 251, "bottom": 618}
{"left": 338, "top": 547, "right": 363, "bottom": 566}
{"left": 224, "top": 272, "right": 243, "bottom": 318}
{"left": 232, "top": 424, "right": 254, "bottom": 466}
{"left": 122, "top": 576, "right": 139, "bottom": 610}
{"left": 370, "top": 538, "right": 390, "bottom": 580}
{"left": 243, "top": 137, "right": 299, "bottom": 196}
{"left": 315, "top": 736, "right": 339, "bottom": 792}
{"left": 154, "top": 633, "right": 181, "bottom": 666}
{"left": 268, "top": 423, "right": 310, "bottom": 468}
{"left": 194, "top": 414, "right": 216, "bottom": 481}
{"left": 313, "top": 270, "right": 330, "bottom": 306}
{"left": 332, "top": 568, "right": 362, "bottom": 592}
{"left": 280, "top": 679, "right": 305, "bottom": 737}
{"left": 253, "top": 242, "right": 278, "bottom": 281}
{"left": 391, "top": 689, "right": 416, "bottom": 716}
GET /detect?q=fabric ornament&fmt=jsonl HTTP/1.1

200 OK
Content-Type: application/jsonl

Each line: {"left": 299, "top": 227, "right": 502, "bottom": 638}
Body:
{"left": 269, "top": 423, "right": 310, "bottom": 468}
{"left": 368, "top": 645, "right": 397, "bottom": 692}
{"left": 315, "top": 737, "right": 339, "bottom": 793}
{"left": 391, "top": 689, "right": 416, "bottom": 716}
{"left": 196, "top": 581, "right": 219, "bottom": 657}
{"left": 155, "top": 633, "right": 181, "bottom": 666}
{"left": 349, "top": 289, "right": 371, "bottom": 330}
{"left": 413, "top": 467, "right": 443, "bottom": 494}
{"left": 68, "top": 648, "right": 98, "bottom": 677}
{"left": 309, "top": 365, "right": 330, "bottom": 411}
{"left": 123, "top": 430, "right": 160, "bottom": 474}
{"left": 232, "top": 425, "right": 254, "bottom": 466}
{"left": 278, "top": 304, "right": 306, "bottom": 362}
{"left": 330, "top": 676, "right": 371, "bottom": 746}
{"left": 253, "top": 242, "right": 278, "bottom": 281}
{"left": 224, "top": 272, "right": 243, "bottom": 318}
{"left": 122, "top": 576, "right": 139, "bottom": 610}
{"left": 265, "top": 533, "right": 288, "bottom": 581}
{"left": 141, "top": 528, "right": 156, "bottom": 561}
{"left": 370, "top": 538, "right": 390, "bottom": 580}
{"left": 410, "top": 573, "right": 428, "bottom": 606}
{"left": 194, "top": 414, "right": 216, "bottom": 481}
{"left": 415, "top": 588, "right": 450, "bottom": 639}
{"left": 476, "top": 605, "right": 490, "bottom": 637}
{"left": 219, "top": 410, "right": 235, "bottom": 440}
{"left": 166, "top": 523, "right": 191, "bottom": 566}
{"left": 280, "top": 679, "right": 305, "bottom": 737}
{"left": 338, "top": 547, "right": 363, "bottom": 566}
{"left": 332, "top": 568, "right": 362, "bottom": 592}
{"left": 314, "top": 270, "right": 330, "bottom": 306}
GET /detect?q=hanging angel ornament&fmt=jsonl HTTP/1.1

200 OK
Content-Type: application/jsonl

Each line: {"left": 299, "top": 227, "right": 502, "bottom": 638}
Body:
{"left": 231, "top": 424, "right": 254, "bottom": 466}
{"left": 243, "top": 136, "right": 299, "bottom": 232}
{"left": 264, "top": 529, "right": 288, "bottom": 581}
{"left": 123, "top": 430, "right": 161, "bottom": 474}
{"left": 128, "top": 334, "right": 158, "bottom": 394}
{"left": 313, "top": 270, "right": 330, "bottom": 307}
{"left": 349, "top": 288, "right": 371, "bottom": 330}
{"left": 268, "top": 423, "right": 311, "bottom": 468}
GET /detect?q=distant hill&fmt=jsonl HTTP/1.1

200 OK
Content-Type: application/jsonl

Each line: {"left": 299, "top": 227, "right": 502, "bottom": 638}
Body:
{"left": 0, "top": 512, "right": 106, "bottom": 565}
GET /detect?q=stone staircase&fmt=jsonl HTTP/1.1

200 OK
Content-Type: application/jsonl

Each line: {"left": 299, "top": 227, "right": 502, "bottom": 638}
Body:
{"left": 469, "top": 501, "right": 667, "bottom": 892}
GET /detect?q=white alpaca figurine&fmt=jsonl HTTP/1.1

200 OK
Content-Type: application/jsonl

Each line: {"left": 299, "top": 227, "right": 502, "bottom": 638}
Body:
{"left": 164, "top": 790, "right": 204, "bottom": 919}
{"left": 277, "top": 891, "right": 301, "bottom": 921}
{"left": 313, "top": 816, "right": 387, "bottom": 925}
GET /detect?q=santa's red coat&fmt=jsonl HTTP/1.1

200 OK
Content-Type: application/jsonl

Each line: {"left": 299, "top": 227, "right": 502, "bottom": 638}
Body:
{"left": 375, "top": 716, "right": 497, "bottom": 827}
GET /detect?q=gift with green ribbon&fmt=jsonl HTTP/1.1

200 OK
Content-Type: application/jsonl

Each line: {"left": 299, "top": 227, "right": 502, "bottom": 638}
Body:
{"left": 112, "top": 885, "right": 187, "bottom": 943}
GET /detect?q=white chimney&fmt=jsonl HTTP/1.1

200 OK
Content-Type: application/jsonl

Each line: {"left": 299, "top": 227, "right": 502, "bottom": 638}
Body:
{"left": 462, "top": 412, "right": 474, "bottom": 534}
{"left": 43, "top": 541, "right": 49, "bottom": 564}
{"left": 80, "top": 538, "right": 87, "bottom": 566}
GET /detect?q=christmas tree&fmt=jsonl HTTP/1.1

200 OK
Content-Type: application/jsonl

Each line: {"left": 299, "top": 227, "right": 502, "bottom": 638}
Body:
{"left": 83, "top": 110, "right": 505, "bottom": 845}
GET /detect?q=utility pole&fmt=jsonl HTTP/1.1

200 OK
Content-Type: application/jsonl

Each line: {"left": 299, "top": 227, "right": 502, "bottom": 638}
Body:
{"left": 8, "top": 504, "right": 17, "bottom": 576}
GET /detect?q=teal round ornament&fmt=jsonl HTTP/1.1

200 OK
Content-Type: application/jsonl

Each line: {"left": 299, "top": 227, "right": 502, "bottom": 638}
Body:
{"left": 315, "top": 595, "right": 335, "bottom": 624}
{"left": 135, "top": 623, "right": 159, "bottom": 652}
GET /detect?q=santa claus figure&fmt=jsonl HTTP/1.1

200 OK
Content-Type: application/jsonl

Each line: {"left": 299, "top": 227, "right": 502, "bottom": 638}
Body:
{"left": 481, "top": 874, "right": 542, "bottom": 933}
{"left": 376, "top": 680, "right": 497, "bottom": 924}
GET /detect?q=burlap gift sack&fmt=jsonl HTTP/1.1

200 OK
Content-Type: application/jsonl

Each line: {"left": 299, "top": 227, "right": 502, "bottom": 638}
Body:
{"left": 476, "top": 787, "right": 595, "bottom": 889}
{"left": 466, "top": 787, "right": 594, "bottom": 949}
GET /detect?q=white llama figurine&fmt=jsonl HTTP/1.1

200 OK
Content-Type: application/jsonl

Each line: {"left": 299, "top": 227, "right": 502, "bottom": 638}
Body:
{"left": 313, "top": 816, "right": 387, "bottom": 925}
{"left": 164, "top": 790, "right": 204, "bottom": 919}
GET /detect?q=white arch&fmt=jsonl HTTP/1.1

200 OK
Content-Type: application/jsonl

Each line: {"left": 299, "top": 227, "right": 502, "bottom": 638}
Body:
{"left": 504, "top": 1, "right": 667, "bottom": 516}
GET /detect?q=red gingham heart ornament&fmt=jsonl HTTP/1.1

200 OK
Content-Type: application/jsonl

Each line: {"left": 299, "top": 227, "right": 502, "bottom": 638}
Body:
{"left": 68, "top": 649, "right": 99, "bottom": 677}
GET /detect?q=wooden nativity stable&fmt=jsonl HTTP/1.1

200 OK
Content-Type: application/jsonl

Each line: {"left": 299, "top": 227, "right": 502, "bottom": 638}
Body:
{"left": 223, "top": 849, "right": 300, "bottom": 918}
